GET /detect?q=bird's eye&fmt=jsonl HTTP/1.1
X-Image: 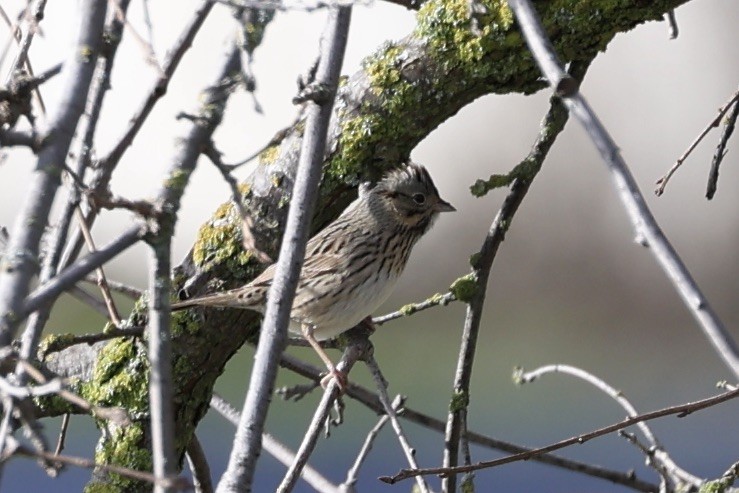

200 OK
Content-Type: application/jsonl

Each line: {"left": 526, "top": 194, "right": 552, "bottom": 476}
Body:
{"left": 412, "top": 193, "right": 426, "bottom": 205}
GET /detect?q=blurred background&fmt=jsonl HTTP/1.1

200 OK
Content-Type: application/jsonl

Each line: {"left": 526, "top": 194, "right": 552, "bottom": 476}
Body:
{"left": 1, "top": 0, "right": 738, "bottom": 491}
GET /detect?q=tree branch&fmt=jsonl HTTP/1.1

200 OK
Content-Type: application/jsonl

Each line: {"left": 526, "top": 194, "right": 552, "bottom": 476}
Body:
{"left": 381, "top": 386, "right": 739, "bottom": 484}
{"left": 216, "top": 6, "right": 352, "bottom": 492}
{"left": 507, "top": 0, "right": 739, "bottom": 379}
{"left": 442, "top": 90, "right": 572, "bottom": 492}
{"left": 0, "top": 0, "right": 107, "bottom": 345}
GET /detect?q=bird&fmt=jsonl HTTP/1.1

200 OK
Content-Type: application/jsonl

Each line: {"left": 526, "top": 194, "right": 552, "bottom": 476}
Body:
{"left": 172, "top": 162, "right": 455, "bottom": 388}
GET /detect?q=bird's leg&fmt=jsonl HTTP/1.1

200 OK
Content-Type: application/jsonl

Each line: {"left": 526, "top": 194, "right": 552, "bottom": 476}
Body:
{"left": 300, "top": 323, "right": 347, "bottom": 392}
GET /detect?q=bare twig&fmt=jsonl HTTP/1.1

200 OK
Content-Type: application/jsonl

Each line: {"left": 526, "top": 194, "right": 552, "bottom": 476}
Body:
{"left": 655, "top": 88, "right": 739, "bottom": 196}
{"left": 217, "top": 7, "right": 352, "bottom": 492}
{"left": 21, "top": 225, "right": 146, "bottom": 318}
{"left": 516, "top": 364, "right": 701, "bottom": 489}
{"left": 2, "top": 436, "right": 190, "bottom": 490}
{"left": 3, "top": 0, "right": 47, "bottom": 88}
{"left": 82, "top": 276, "right": 142, "bottom": 299}
{"left": 209, "top": 394, "right": 340, "bottom": 493}
{"left": 508, "top": 0, "right": 739, "bottom": 379}
{"left": 186, "top": 435, "right": 213, "bottom": 493}
{"left": 53, "top": 414, "right": 70, "bottom": 457}
{"left": 342, "top": 407, "right": 391, "bottom": 490}
{"left": 365, "top": 354, "right": 429, "bottom": 493}
{"left": 442, "top": 93, "right": 572, "bottom": 493}
{"left": 277, "top": 353, "right": 657, "bottom": 492}
{"left": 147, "top": 242, "right": 177, "bottom": 493}
{"left": 38, "top": 326, "right": 144, "bottom": 357}
{"left": 277, "top": 333, "right": 368, "bottom": 493}
{"left": 74, "top": 208, "right": 122, "bottom": 326}
{"left": 706, "top": 91, "right": 739, "bottom": 199}
{"left": 17, "top": 359, "right": 131, "bottom": 425}
{"left": 380, "top": 386, "right": 739, "bottom": 484}
{"left": 59, "top": 0, "right": 215, "bottom": 272}
{"left": 23, "top": 0, "right": 134, "bottom": 351}
{"left": 0, "top": 0, "right": 107, "bottom": 346}
{"left": 107, "top": 0, "right": 163, "bottom": 75}
{"left": 0, "top": 129, "right": 41, "bottom": 149}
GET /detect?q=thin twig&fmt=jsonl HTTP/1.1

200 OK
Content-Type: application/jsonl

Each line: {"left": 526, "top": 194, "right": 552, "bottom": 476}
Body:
{"left": 202, "top": 141, "right": 272, "bottom": 263}
{"left": 213, "top": 0, "right": 367, "bottom": 12}
{"left": 21, "top": 225, "right": 145, "bottom": 319}
{"left": 3, "top": 436, "right": 190, "bottom": 490}
{"left": 59, "top": 0, "right": 215, "bottom": 273}
{"left": 508, "top": 0, "right": 739, "bottom": 379}
{"left": 365, "top": 354, "right": 429, "bottom": 493}
{"left": 23, "top": 0, "right": 134, "bottom": 361}
{"left": 0, "top": 0, "right": 107, "bottom": 346}
{"left": 655, "top": 88, "right": 739, "bottom": 196}
{"left": 66, "top": 286, "right": 109, "bottom": 318}
{"left": 38, "top": 326, "right": 144, "bottom": 357}
{"left": 342, "top": 407, "right": 391, "bottom": 490}
{"left": 82, "top": 276, "right": 142, "bottom": 299}
{"left": 442, "top": 92, "right": 572, "bottom": 493}
{"left": 186, "top": 435, "right": 213, "bottom": 493}
{"left": 516, "top": 364, "right": 701, "bottom": 489}
{"left": 277, "top": 352, "right": 657, "bottom": 491}
{"left": 3, "top": 0, "right": 47, "bottom": 84}
{"left": 17, "top": 359, "right": 131, "bottom": 425}
{"left": 209, "top": 394, "right": 340, "bottom": 493}
{"left": 276, "top": 333, "right": 369, "bottom": 493}
{"left": 107, "top": 0, "right": 163, "bottom": 75}
{"left": 618, "top": 431, "right": 670, "bottom": 492}
{"left": 74, "top": 207, "right": 122, "bottom": 326}
{"left": 706, "top": 92, "right": 739, "bottom": 199}
{"left": 217, "top": 7, "right": 352, "bottom": 492}
{"left": 53, "top": 414, "right": 70, "bottom": 456}
{"left": 380, "top": 386, "right": 739, "bottom": 484}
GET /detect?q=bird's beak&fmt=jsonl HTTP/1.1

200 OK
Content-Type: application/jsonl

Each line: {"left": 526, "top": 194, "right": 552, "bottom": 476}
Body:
{"left": 434, "top": 199, "right": 456, "bottom": 213}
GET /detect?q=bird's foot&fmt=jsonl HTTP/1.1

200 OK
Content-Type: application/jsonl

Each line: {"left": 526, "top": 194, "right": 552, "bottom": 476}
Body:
{"left": 320, "top": 366, "right": 348, "bottom": 393}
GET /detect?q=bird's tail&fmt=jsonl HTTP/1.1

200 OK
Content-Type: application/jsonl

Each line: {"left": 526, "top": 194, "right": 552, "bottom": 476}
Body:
{"left": 171, "top": 291, "right": 244, "bottom": 312}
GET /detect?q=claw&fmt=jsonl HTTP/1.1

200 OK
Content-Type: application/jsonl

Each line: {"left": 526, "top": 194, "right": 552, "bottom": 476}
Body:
{"left": 320, "top": 367, "right": 347, "bottom": 393}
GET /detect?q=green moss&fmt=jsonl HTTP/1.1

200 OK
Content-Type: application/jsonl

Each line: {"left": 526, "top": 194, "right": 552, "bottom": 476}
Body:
{"left": 399, "top": 303, "right": 416, "bottom": 316}
{"left": 700, "top": 479, "right": 732, "bottom": 493}
{"left": 163, "top": 168, "right": 189, "bottom": 192}
{"left": 449, "top": 390, "right": 469, "bottom": 412}
{"left": 170, "top": 309, "right": 201, "bottom": 336}
{"left": 191, "top": 201, "right": 254, "bottom": 278}
{"left": 81, "top": 338, "right": 149, "bottom": 416}
{"left": 89, "top": 424, "right": 152, "bottom": 493}
{"left": 259, "top": 145, "right": 279, "bottom": 165}
{"left": 460, "top": 474, "right": 476, "bottom": 493}
{"left": 38, "top": 333, "right": 77, "bottom": 359}
{"left": 417, "top": 0, "right": 516, "bottom": 77}
{"left": 450, "top": 273, "right": 478, "bottom": 303}
{"left": 470, "top": 158, "right": 540, "bottom": 197}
